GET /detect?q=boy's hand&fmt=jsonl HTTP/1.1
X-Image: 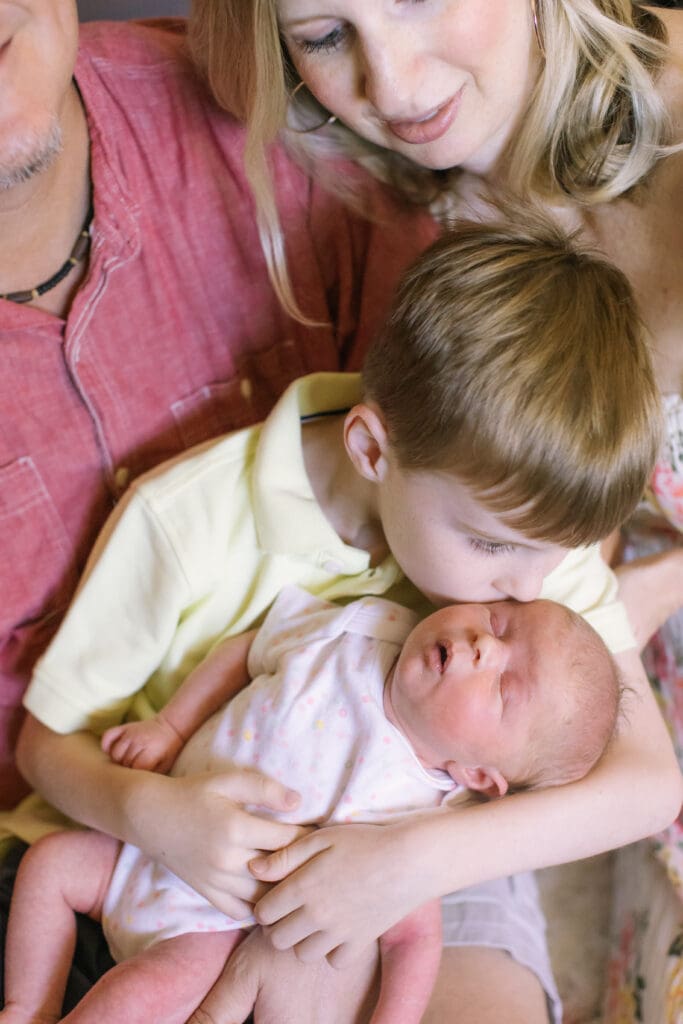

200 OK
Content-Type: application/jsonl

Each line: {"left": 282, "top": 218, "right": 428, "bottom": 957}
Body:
{"left": 101, "top": 718, "right": 184, "bottom": 773}
{"left": 135, "top": 767, "right": 309, "bottom": 920}
{"left": 251, "top": 819, "right": 431, "bottom": 966}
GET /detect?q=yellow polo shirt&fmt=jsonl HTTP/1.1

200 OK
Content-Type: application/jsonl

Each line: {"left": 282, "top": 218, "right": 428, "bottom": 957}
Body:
{"left": 3, "top": 372, "right": 633, "bottom": 844}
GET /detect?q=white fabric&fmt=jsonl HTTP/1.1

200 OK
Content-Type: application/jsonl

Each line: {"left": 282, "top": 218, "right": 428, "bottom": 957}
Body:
{"left": 102, "top": 586, "right": 457, "bottom": 961}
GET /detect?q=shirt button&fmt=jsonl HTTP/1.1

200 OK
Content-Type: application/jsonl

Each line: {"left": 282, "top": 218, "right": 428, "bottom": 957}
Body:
{"left": 114, "top": 466, "right": 130, "bottom": 489}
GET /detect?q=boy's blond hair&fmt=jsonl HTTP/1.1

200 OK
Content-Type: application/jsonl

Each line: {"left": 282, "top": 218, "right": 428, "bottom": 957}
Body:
{"left": 362, "top": 211, "right": 661, "bottom": 547}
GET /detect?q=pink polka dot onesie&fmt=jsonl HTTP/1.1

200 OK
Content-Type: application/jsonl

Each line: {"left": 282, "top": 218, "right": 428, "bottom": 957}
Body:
{"left": 102, "top": 585, "right": 457, "bottom": 961}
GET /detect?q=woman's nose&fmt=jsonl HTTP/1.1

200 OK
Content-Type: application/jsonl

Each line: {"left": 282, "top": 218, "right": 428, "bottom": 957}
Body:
{"left": 359, "top": 33, "right": 423, "bottom": 119}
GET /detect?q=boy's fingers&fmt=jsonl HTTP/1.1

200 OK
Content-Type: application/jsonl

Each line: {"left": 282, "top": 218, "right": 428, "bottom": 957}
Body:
{"left": 250, "top": 830, "right": 322, "bottom": 882}
{"left": 244, "top": 816, "right": 311, "bottom": 854}
{"left": 212, "top": 767, "right": 301, "bottom": 813}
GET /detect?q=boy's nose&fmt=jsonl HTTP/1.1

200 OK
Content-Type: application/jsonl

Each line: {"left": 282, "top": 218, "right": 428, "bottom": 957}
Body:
{"left": 494, "top": 569, "right": 544, "bottom": 603}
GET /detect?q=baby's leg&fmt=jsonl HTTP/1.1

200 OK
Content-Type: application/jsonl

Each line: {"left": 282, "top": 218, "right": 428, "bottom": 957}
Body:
{"left": 371, "top": 899, "right": 443, "bottom": 1024}
{"left": 1, "top": 829, "right": 120, "bottom": 1024}
{"left": 60, "top": 930, "right": 244, "bottom": 1024}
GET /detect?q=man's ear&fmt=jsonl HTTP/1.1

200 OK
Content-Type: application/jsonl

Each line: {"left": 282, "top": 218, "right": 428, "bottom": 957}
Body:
{"left": 344, "top": 402, "right": 390, "bottom": 483}
{"left": 446, "top": 762, "right": 509, "bottom": 799}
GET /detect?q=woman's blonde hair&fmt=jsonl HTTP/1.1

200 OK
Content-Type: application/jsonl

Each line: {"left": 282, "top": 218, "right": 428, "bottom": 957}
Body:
{"left": 362, "top": 208, "right": 661, "bottom": 547}
{"left": 188, "top": 0, "right": 671, "bottom": 313}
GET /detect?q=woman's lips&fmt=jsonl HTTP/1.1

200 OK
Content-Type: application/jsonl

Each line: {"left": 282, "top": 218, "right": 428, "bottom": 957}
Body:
{"left": 384, "top": 89, "right": 462, "bottom": 146}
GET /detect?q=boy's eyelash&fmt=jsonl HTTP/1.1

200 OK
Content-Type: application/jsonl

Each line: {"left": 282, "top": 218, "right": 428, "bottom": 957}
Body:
{"left": 298, "top": 25, "right": 347, "bottom": 55}
{"left": 469, "top": 538, "right": 516, "bottom": 556}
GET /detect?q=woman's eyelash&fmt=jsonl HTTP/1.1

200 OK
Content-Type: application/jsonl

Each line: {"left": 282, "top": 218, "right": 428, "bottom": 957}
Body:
{"left": 298, "top": 26, "right": 347, "bottom": 55}
{"left": 468, "top": 538, "right": 516, "bottom": 556}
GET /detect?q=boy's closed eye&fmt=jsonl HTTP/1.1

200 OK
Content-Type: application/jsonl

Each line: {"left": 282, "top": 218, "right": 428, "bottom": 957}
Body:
{"left": 468, "top": 537, "right": 516, "bottom": 556}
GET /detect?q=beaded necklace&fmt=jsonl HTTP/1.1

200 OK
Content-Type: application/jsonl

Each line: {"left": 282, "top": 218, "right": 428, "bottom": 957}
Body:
{"left": 2, "top": 204, "right": 93, "bottom": 304}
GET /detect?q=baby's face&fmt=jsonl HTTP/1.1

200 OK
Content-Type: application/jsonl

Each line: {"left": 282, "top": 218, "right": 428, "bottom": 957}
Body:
{"left": 386, "top": 600, "right": 567, "bottom": 782}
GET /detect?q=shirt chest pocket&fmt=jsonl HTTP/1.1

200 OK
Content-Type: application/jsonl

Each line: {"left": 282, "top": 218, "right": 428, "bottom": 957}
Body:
{"left": 0, "top": 457, "right": 78, "bottom": 638}
{"left": 170, "top": 341, "right": 308, "bottom": 450}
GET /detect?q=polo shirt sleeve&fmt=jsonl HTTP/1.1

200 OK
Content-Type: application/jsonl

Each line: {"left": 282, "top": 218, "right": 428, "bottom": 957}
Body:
{"left": 24, "top": 489, "right": 192, "bottom": 736}
{"left": 540, "top": 544, "right": 635, "bottom": 653}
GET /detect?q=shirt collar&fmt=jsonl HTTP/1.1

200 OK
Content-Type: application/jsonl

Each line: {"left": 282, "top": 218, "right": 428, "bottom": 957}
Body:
{"left": 252, "top": 373, "right": 373, "bottom": 574}
{"left": 73, "top": 43, "right": 140, "bottom": 266}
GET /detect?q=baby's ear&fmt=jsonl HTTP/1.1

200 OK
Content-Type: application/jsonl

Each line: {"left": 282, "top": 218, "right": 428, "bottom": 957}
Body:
{"left": 446, "top": 762, "right": 509, "bottom": 799}
{"left": 344, "top": 402, "right": 389, "bottom": 482}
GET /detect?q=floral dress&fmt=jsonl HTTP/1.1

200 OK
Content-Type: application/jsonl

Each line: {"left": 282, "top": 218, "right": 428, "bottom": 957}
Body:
{"left": 605, "top": 394, "right": 683, "bottom": 1024}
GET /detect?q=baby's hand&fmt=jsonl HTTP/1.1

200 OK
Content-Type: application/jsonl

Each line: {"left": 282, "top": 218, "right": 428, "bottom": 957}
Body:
{"left": 101, "top": 717, "right": 184, "bottom": 773}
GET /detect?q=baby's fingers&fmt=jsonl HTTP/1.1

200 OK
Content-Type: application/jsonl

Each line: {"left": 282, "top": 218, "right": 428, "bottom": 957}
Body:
{"left": 100, "top": 723, "right": 125, "bottom": 756}
{"left": 102, "top": 728, "right": 138, "bottom": 766}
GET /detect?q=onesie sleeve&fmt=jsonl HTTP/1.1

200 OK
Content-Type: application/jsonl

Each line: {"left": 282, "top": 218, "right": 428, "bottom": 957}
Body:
{"left": 23, "top": 489, "right": 192, "bottom": 735}
{"left": 540, "top": 544, "right": 635, "bottom": 653}
{"left": 247, "top": 585, "right": 339, "bottom": 678}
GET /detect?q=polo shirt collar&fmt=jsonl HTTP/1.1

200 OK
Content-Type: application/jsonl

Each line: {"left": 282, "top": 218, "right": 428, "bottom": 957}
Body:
{"left": 252, "top": 373, "right": 377, "bottom": 574}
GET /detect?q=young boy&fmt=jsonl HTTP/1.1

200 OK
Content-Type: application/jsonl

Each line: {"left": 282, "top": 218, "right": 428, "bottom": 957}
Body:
{"left": 4, "top": 212, "right": 667, "bottom": 1024}
{"left": 2, "top": 585, "right": 620, "bottom": 1024}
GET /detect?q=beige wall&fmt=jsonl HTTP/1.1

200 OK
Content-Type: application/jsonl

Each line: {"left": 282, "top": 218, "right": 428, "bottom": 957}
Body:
{"left": 78, "top": 1, "right": 188, "bottom": 20}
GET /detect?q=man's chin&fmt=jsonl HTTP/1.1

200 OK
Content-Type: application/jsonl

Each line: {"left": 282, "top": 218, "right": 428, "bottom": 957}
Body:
{"left": 0, "top": 118, "right": 62, "bottom": 192}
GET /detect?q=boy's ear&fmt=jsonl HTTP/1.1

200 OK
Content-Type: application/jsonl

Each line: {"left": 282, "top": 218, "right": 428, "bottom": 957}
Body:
{"left": 344, "top": 402, "right": 390, "bottom": 482}
{"left": 446, "top": 762, "right": 509, "bottom": 799}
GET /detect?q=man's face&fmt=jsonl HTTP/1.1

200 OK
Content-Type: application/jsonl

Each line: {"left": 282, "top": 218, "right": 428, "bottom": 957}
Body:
{"left": 0, "top": 1, "right": 78, "bottom": 190}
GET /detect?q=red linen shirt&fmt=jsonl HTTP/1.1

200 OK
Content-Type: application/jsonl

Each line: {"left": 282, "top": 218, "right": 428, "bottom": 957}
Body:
{"left": 0, "top": 19, "right": 436, "bottom": 807}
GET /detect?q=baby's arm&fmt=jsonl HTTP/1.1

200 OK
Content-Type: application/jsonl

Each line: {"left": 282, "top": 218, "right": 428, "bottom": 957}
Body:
{"left": 250, "top": 647, "right": 683, "bottom": 965}
{"left": 101, "top": 629, "right": 256, "bottom": 772}
{"left": 15, "top": 481, "right": 305, "bottom": 920}
{"left": 371, "top": 901, "right": 442, "bottom": 1024}
{"left": 16, "top": 716, "right": 304, "bottom": 920}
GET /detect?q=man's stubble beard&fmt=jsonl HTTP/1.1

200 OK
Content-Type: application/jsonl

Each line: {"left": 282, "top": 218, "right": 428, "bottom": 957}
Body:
{"left": 0, "top": 116, "right": 63, "bottom": 191}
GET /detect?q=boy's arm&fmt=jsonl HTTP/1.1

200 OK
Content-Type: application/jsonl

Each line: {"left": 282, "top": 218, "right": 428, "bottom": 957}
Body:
{"left": 102, "top": 629, "right": 257, "bottom": 772}
{"left": 16, "top": 714, "right": 305, "bottom": 920}
{"left": 250, "top": 647, "right": 683, "bottom": 965}
{"left": 614, "top": 547, "right": 683, "bottom": 650}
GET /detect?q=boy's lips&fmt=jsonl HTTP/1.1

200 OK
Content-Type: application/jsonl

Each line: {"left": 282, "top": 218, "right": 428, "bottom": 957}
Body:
{"left": 384, "top": 88, "right": 463, "bottom": 145}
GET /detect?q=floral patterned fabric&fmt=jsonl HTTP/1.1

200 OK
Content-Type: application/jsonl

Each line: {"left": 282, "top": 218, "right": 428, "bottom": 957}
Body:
{"left": 605, "top": 842, "right": 683, "bottom": 1024}
{"left": 605, "top": 394, "right": 683, "bottom": 1023}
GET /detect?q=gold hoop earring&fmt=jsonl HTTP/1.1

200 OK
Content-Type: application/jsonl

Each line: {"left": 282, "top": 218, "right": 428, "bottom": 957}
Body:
{"left": 530, "top": 0, "right": 545, "bottom": 57}
{"left": 288, "top": 80, "right": 338, "bottom": 134}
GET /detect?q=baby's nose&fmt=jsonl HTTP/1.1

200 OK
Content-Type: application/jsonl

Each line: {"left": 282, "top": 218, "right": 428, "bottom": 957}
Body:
{"left": 475, "top": 633, "right": 504, "bottom": 668}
